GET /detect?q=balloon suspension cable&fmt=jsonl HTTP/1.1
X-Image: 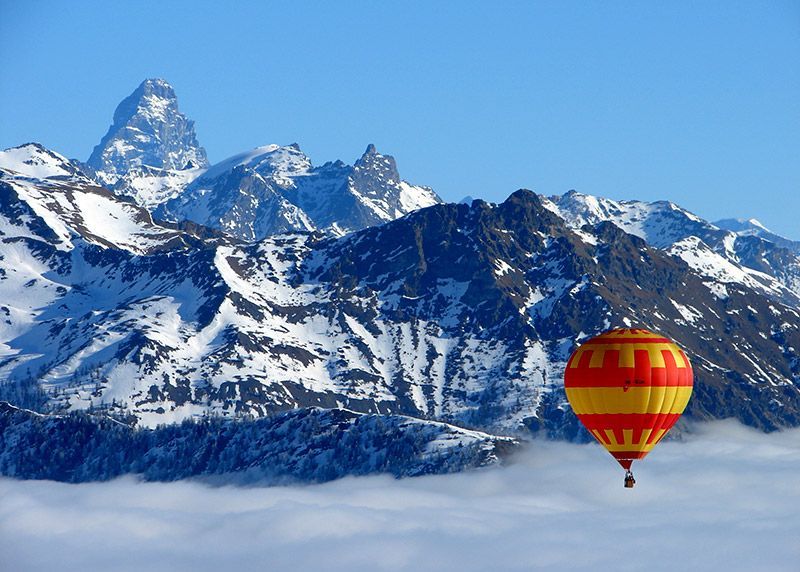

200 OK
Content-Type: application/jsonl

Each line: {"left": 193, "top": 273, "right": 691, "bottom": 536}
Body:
{"left": 624, "top": 470, "right": 636, "bottom": 489}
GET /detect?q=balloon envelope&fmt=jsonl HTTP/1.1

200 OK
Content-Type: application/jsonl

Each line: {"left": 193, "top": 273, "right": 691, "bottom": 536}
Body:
{"left": 564, "top": 328, "right": 693, "bottom": 469}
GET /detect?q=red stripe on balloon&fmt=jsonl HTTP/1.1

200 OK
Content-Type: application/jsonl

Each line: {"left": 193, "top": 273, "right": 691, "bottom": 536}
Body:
{"left": 575, "top": 413, "right": 681, "bottom": 431}
{"left": 565, "top": 347, "right": 687, "bottom": 388}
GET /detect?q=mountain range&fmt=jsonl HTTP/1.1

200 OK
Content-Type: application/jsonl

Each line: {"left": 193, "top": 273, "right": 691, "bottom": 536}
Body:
{"left": 82, "top": 79, "right": 439, "bottom": 239}
{"left": 2, "top": 78, "right": 799, "bottom": 481}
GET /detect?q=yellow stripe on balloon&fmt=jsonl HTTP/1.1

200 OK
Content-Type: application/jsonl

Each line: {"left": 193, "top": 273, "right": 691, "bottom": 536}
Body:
{"left": 565, "top": 386, "right": 693, "bottom": 414}
{"left": 649, "top": 428, "right": 667, "bottom": 445}
{"left": 591, "top": 429, "right": 607, "bottom": 444}
{"left": 674, "top": 349, "right": 690, "bottom": 368}
{"left": 619, "top": 345, "right": 635, "bottom": 368}
{"left": 586, "top": 428, "right": 664, "bottom": 453}
{"left": 623, "top": 429, "right": 633, "bottom": 446}
{"left": 567, "top": 347, "right": 589, "bottom": 368}
{"left": 600, "top": 428, "right": 657, "bottom": 451}
{"left": 668, "top": 383, "right": 692, "bottom": 413}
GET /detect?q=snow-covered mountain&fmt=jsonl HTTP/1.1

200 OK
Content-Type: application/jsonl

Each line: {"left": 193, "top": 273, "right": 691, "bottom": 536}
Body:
{"left": 541, "top": 190, "right": 714, "bottom": 248}
{"left": 84, "top": 78, "right": 440, "bottom": 236}
{"left": 84, "top": 78, "right": 208, "bottom": 210}
{"left": 157, "top": 144, "right": 315, "bottom": 239}
{"left": 157, "top": 143, "right": 441, "bottom": 240}
{"left": 2, "top": 182, "right": 799, "bottom": 434}
{"left": 716, "top": 217, "right": 771, "bottom": 237}
{"left": 87, "top": 78, "right": 208, "bottom": 194}
{"left": 715, "top": 217, "right": 800, "bottom": 254}
{"left": 542, "top": 190, "right": 800, "bottom": 302}
{"left": 0, "top": 143, "right": 202, "bottom": 254}
{"left": 2, "top": 76, "right": 800, "bottom": 483}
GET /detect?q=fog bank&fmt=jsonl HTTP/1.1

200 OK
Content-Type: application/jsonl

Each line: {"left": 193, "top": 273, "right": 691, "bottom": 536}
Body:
{"left": 2, "top": 420, "right": 798, "bottom": 571}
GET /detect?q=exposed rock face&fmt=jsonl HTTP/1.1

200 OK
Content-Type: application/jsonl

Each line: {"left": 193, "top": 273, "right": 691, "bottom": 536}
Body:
{"left": 86, "top": 78, "right": 208, "bottom": 203}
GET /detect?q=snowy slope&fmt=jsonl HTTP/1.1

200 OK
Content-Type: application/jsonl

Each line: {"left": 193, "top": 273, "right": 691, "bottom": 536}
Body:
{"left": 1, "top": 144, "right": 196, "bottom": 254}
{"left": 715, "top": 217, "right": 800, "bottom": 254}
{"left": 542, "top": 190, "right": 715, "bottom": 248}
{"left": 106, "top": 164, "right": 206, "bottom": 209}
{"left": 543, "top": 190, "right": 800, "bottom": 303}
{"left": 0, "top": 143, "right": 87, "bottom": 180}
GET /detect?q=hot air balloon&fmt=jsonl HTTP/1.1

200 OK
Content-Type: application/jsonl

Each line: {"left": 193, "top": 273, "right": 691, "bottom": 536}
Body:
{"left": 564, "top": 328, "right": 693, "bottom": 488}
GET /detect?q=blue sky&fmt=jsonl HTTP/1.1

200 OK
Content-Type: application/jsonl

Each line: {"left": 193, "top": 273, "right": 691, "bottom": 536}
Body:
{"left": 1, "top": 1, "right": 798, "bottom": 236}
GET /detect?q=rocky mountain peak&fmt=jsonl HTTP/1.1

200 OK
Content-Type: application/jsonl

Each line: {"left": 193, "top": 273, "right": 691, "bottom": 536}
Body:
{"left": 353, "top": 144, "right": 400, "bottom": 185}
{"left": 111, "top": 78, "right": 176, "bottom": 125}
{"left": 87, "top": 78, "right": 209, "bottom": 181}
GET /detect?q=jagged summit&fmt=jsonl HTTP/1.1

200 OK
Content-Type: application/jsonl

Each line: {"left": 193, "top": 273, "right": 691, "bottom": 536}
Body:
{"left": 158, "top": 142, "right": 441, "bottom": 240}
{"left": 78, "top": 79, "right": 442, "bottom": 232}
{"left": 353, "top": 143, "right": 400, "bottom": 186}
{"left": 87, "top": 78, "right": 208, "bottom": 182}
{"left": 110, "top": 78, "right": 175, "bottom": 126}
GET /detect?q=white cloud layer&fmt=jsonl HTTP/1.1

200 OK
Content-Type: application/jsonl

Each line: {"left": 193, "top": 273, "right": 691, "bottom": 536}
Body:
{"left": 1, "top": 420, "right": 799, "bottom": 572}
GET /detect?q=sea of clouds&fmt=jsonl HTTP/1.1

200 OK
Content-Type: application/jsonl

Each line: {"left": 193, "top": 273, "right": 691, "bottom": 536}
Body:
{"left": 1, "top": 420, "right": 798, "bottom": 571}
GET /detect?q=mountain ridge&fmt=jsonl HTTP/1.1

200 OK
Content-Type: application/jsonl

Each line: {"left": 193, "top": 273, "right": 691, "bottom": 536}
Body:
{"left": 2, "top": 171, "right": 799, "bottom": 435}
{"left": 542, "top": 189, "right": 800, "bottom": 303}
{"left": 156, "top": 142, "right": 441, "bottom": 240}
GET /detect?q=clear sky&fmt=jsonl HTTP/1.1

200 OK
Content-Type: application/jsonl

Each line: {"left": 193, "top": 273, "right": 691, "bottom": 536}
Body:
{"left": 1, "top": 1, "right": 798, "bottom": 237}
